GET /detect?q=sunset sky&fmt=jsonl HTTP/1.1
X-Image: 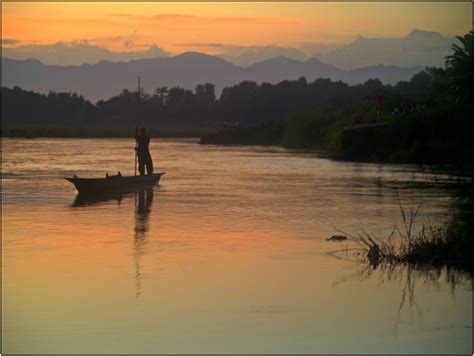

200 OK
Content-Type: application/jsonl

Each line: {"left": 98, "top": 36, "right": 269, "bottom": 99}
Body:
{"left": 2, "top": 2, "right": 471, "bottom": 54}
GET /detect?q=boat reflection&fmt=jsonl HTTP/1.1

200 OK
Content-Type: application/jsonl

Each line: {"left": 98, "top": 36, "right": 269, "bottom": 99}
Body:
{"left": 70, "top": 188, "right": 156, "bottom": 304}
{"left": 71, "top": 192, "right": 124, "bottom": 207}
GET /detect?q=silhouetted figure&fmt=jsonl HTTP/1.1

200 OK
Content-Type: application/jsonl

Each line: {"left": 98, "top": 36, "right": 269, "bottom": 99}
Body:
{"left": 376, "top": 96, "right": 384, "bottom": 121}
{"left": 135, "top": 127, "right": 154, "bottom": 176}
{"left": 352, "top": 109, "right": 365, "bottom": 125}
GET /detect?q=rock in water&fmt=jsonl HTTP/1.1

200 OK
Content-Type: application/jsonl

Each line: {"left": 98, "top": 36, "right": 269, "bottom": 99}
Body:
{"left": 326, "top": 235, "right": 348, "bottom": 241}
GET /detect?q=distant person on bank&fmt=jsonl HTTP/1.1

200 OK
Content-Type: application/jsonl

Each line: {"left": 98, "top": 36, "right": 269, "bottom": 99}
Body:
{"left": 135, "top": 127, "right": 154, "bottom": 176}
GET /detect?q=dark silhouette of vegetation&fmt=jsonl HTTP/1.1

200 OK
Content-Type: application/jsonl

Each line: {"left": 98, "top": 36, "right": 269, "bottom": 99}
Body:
{"left": 443, "top": 32, "right": 473, "bottom": 106}
{"left": 201, "top": 31, "right": 474, "bottom": 165}
{"left": 3, "top": 31, "right": 473, "bottom": 165}
{"left": 329, "top": 180, "right": 474, "bottom": 275}
{"left": 2, "top": 77, "right": 388, "bottom": 129}
{"left": 355, "top": 188, "right": 474, "bottom": 274}
{"left": 2, "top": 87, "right": 98, "bottom": 125}
{"left": 1, "top": 124, "right": 213, "bottom": 139}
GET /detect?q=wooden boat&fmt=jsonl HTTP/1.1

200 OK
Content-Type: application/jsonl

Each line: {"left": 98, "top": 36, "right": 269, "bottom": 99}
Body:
{"left": 66, "top": 172, "right": 165, "bottom": 195}
{"left": 66, "top": 78, "right": 164, "bottom": 197}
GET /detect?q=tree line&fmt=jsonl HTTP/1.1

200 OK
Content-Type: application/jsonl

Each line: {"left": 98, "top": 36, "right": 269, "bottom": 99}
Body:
{"left": 3, "top": 30, "right": 471, "bottom": 131}
{"left": 201, "top": 31, "right": 473, "bottom": 165}
{"left": 2, "top": 73, "right": 435, "bottom": 129}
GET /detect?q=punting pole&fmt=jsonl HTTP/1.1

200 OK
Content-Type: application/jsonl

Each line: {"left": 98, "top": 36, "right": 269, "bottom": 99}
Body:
{"left": 134, "top": 77, "right": 141, "bottom": 176}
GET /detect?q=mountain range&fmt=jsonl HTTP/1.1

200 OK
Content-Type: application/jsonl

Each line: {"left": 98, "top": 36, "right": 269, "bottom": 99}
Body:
{"left": 1, "top": 53, "right": 422, "bottom": 102}
{"left": 1, "top": 42, "right": 168, "bottom": 66}
{"left": 1, "top": 29, "right": 455, "bottom": 69}
{"left": 219, "top": 46, "right": 308, "bottom": 67}
{"left": 317, "top": 29, "right": 455, "bottom": 70}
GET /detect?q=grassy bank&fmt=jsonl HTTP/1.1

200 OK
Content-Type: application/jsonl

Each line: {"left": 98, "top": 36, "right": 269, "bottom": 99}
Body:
{"left": 200, "top": 106, "right": 352, "bottom": 150}
{"left": 336, "top": 107, "right": 474, "bottom": 164}
{"left": 202, "top": 33, "right": 474, "bottom": 166}
{"left": 1, "top": 124, "right": 215, "bottom": 138}
{"left": 200, "top": 105, "right": 474, "bottom": 165}
{"left": 353, "top": 188, "right": 474, "bottom": 274}
{"left": 359, "top": 214, "right": 474, "bottom": 274}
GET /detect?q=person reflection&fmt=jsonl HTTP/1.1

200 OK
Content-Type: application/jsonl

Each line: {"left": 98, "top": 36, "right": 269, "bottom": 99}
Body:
{"left": 134, "top": 188, "right": 154, "bottom": 304}
{"left": 135, "top": 188, "right": 154, "bottom": 236}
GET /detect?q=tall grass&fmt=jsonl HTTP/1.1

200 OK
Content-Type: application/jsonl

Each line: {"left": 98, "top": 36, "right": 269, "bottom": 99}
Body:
{"left": 355, "top": 203, "right": 474, "bottom": 274}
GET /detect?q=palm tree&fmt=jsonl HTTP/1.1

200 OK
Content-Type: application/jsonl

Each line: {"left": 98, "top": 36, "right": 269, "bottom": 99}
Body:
{"left": 444, "top": 31, "right": 473, "bottom": 104}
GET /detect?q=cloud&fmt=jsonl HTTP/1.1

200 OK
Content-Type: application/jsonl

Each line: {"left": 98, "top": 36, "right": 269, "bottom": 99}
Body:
{"left": 172, "top": 42, "right": 309, "bottom": 66}
{"left": 1, "top": 41, "right": 168, "bottom": 66}
{"left": 1, "top": 39, "right": 22, "bottom": 45}
{"left": 173, "top": 42, "right": 250, "bottom": 55}
{"left": 318, "top": 29, "right": 455, "bottom": 69}
{"left": 173, "top": 41, "right": 340, "bottom": 59}
{"left": 107, "top": 13, "right": 197, "bottom": 21}
{"left": 175, "top": 43, "right": 230, "bottom": 48}
{"left": 298, "top": 42, "right": 343, "bottom": 56}
{"left": 106, "top": 13, "right": 309, "bottom": 27}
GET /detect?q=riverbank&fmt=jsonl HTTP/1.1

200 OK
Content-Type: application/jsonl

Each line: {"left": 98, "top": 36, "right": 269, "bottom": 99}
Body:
{"left": 200, "top": 106, "right": 474, "bottom": 167}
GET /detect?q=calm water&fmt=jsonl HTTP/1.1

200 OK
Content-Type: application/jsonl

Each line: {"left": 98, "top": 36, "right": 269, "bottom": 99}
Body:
{"left": 1, "top": 138, "right": 472, "bottom": 354}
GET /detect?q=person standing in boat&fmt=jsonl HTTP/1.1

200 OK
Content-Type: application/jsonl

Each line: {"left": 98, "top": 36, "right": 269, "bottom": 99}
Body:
{"left": 135, "top": 127, "right": 154, "bottom": 176}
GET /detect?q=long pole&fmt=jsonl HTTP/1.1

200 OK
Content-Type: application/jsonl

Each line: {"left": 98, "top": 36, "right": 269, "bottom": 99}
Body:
{"left": 134, "top": 76, "right": 140, "bottom": 176}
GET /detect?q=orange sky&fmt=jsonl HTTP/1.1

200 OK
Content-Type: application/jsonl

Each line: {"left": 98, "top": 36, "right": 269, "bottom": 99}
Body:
{"left": 2, "top": 2, "right": 472, "bottom": 53}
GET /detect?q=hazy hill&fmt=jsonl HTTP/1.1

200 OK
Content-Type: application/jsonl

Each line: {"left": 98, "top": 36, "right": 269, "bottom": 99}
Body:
{"left": 318, "top": 29, "right": 455, "bottom": 70}
{"left": 2, "top": 52, "right": 421, "bottom": 102}
{"left": 1, "top": 53, "right": 244, "bottom": 102}
{"left": 1, "top": 29, "right": 454, "bottom": 69}
{"left": 1, "top": 43, "right": 168, "bottom": 66}
{"left": 335, "top": 64, "right": 423, "bottom": 86}
{"left": 219, "top": 46, "right": 308, "bottom": 67}
{"left": 246, "top": 56, "right": 342, "bottom": 83}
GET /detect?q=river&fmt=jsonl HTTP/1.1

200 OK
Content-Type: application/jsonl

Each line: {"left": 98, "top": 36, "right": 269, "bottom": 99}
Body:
{"left": 1, "top": 138, "right": 472, "bottom": 353}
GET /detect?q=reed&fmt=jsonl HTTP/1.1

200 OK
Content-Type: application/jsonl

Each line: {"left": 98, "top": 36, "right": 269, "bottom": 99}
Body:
{"left": 353, "top": 203, "right": 474, "bottom": 274}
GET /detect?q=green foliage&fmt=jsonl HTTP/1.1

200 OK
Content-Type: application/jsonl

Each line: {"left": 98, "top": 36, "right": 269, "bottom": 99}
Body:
{"left": 282, "top": 108, "right": 352, "bottom": 150}
{"left": 201, "top": 31, "right": 474, "bottom": 166}
{"left": 362, "top": 192, "right": 474, "bottom": 273}
{"left": 444, "top": 31, "right": 473, "bottom": 105}
{"left": 283, "top": 112, "right": 328, "bottom": 149}
{"left": 2, "top": 73, "right": 396, "bottom": 129}
{"left": 202, "top": 97, "right": 473, "bottom": 164}
{"left": 200, "top": 120, "right": 287, "bottom": 146}
{"left": 3, "top": 31, "right": 472, "bottom": 164}
{"left": 2, "top": 86, "right": 98, "bottom": 125}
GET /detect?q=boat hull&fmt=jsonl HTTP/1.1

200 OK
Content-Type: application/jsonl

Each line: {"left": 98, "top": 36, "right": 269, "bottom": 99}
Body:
{"left": 66, "top": 173, "right": 164, "bottom": 195}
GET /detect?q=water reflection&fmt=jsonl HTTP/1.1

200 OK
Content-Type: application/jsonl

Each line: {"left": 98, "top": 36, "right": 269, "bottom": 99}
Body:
{"left": 135, "top": 188, "right": 154, "bottom": 236}
{"left": 134, "top": 188, "right": 154, "bottom": 304}
{"left": 379, "top": 265, "right": 472, "bottom": 334}
{"left": 71, "top": 192, "right": 123, "bottom": 207}
{"left": 334, "top": 258, "right": 473, "bottom": 334}
{"left": 4, "top": 139, "right": 472, "bottom": 353}
{"left": 70, "top": 188, "right": 156, "bottom": 304}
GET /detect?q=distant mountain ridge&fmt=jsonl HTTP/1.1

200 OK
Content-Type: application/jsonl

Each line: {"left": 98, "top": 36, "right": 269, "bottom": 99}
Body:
{"left": 219, "top": 45, "right": 308, "bottom": 67}
{"left": 1, "top": 43, "right": 168, "bottom": 66}
{"left": 1, "top": 52, "right": 422, "bottom": 102}
{"left": 318, "top": 29, "right": 455, "bottom": 69}
{"left": 1, "top": 29, "right": 455, "bottom": 69}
